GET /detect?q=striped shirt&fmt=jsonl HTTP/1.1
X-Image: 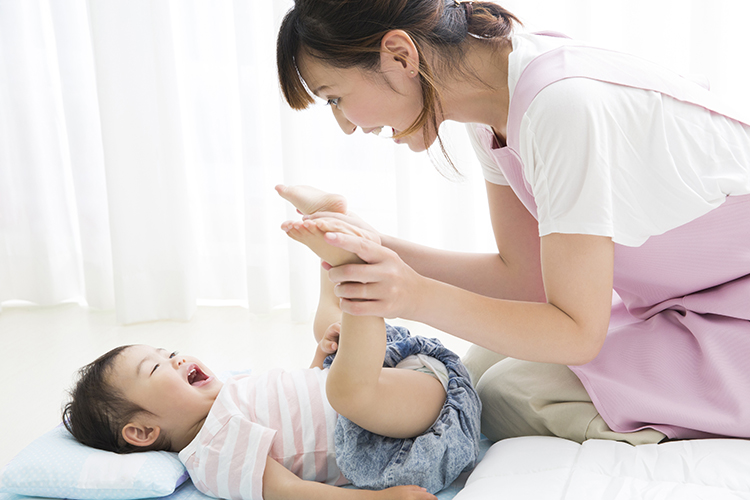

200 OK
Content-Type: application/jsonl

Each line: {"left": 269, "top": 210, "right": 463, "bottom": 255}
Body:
{"left": 178, "top": 367, "right": 346, "bottom": 500}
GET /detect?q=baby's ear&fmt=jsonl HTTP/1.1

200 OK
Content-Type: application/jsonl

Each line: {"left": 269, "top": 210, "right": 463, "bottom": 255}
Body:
{"left": 122, "top": 422, "right": 161, "bottom": 447}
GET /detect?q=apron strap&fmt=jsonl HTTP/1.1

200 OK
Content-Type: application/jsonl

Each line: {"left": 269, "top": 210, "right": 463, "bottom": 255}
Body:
{"left": 507, "top": 44, "right": 750, "bottom": 152}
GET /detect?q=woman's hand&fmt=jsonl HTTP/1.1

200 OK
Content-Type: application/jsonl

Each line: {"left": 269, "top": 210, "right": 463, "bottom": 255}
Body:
{"left": 321, "top": 231, "right": 426, "bottom": 320}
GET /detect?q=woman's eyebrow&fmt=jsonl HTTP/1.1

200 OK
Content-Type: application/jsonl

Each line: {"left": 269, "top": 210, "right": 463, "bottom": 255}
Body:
{"left": 312, "top": 84, "right": 331, "bottom": 97}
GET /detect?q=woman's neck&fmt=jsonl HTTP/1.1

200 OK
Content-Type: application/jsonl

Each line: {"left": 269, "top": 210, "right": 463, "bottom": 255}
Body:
{"left": 438, "top": 37, "right": 513, "bottom": 140}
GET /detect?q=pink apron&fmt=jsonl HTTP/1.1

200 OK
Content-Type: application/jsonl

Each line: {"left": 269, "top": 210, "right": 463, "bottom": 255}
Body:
{"left": 476, "top": 37, "right": 750, "bottom": 439}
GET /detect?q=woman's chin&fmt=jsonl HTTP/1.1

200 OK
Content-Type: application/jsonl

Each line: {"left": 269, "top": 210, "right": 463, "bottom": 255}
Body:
{"left": 403, "top": 135, "right": 432, "bottom": 153}
{"left": 407, "top": 142, "right": 428, "bottom": 153}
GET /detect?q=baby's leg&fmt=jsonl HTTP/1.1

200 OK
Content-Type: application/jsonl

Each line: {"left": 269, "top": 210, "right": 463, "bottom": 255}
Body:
{"left": 276, "top": 184, "right": 347, "bottom": 216}
{"left": 283, "top": 219, "right": 362, "bottom": 266}
{"left": 284, "top": 221, "right": 445, "bottom": 439}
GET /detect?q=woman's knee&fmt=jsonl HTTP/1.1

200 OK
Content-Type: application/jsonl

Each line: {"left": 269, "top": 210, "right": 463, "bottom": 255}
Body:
{"left": 462, "top": 344, "right": 506, "bottom": 386}
{"left": 474, "top": 359, "right": 545, "bottom": 441}
{"left": 474, "top": 359, "right": 594, "bottom": 441}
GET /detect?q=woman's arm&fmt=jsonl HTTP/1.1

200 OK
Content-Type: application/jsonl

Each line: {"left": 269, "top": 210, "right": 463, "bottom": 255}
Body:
{"left": 380, "top": 183, "right": 546, "bottom": 303}
{"left": 326, "top": 231, "right": 613, "bottom": 365}
{"left": 321, "top": 184, "right": 614, "bottom": 365}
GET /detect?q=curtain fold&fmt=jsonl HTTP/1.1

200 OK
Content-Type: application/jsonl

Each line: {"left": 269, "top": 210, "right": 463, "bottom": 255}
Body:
{"left": 1, "top": 0, "right": 748, "bottom": 324}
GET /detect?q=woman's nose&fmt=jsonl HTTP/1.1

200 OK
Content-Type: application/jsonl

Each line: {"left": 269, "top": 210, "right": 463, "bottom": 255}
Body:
{"left": 331, "top": 105, "right": 356, "bottom": 135}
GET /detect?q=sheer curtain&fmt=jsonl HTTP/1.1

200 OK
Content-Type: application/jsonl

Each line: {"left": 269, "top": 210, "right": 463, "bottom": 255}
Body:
{"left": 1, "top": 0, "right": 748, "bottom": 324}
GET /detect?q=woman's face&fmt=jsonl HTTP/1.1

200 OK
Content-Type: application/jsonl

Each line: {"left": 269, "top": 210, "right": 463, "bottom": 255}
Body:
{"left": 297, "top": 52, "right": 437, "bottom": 152}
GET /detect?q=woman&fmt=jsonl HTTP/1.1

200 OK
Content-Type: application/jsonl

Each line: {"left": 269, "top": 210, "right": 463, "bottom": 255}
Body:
{"left": 276, "top": 0, "right": 750, "bottom": 444}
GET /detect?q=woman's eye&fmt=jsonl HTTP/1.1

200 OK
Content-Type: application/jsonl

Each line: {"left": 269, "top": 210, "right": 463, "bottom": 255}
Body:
{"left": 326, "top": 97, "right": 340, "bottom": 107}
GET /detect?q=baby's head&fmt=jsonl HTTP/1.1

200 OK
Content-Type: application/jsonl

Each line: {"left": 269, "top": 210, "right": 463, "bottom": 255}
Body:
{"left": 63, "top": 345, "right": 222, "bottom": 453}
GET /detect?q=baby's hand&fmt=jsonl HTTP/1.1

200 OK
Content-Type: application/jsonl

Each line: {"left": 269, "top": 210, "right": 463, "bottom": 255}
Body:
{"left": 375, "top": 485, "right": 436, "bottom": 500}
{"left": 319, "top": 322, "right": 341, "bottom": 354}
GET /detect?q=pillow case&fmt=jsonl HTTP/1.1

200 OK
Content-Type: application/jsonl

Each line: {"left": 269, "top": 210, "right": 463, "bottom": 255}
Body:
{"left": 0, "top": 425, "right": 188, "bottom": 500}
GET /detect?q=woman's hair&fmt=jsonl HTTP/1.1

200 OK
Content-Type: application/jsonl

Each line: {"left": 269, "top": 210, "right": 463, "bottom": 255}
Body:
{"left": 62, "top": 346, "right": 171, "bottom": 454}
{"left": 276, "top": 0, "right": 520, "bottom": 173}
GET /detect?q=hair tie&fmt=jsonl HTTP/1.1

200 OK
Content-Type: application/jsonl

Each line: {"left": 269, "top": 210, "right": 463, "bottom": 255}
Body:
{"left": 454, "top": 0, "right": 473, "bottom": 18}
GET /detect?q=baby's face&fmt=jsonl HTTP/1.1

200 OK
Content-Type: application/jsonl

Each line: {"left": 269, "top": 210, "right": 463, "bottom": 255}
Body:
{"left": 111, "top": 346, "right": 222, "bottom": 443}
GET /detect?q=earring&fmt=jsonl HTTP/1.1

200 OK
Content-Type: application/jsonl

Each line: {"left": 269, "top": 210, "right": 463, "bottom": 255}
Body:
{"left": 410, "top": 70, "right": 415, "bottom": 75}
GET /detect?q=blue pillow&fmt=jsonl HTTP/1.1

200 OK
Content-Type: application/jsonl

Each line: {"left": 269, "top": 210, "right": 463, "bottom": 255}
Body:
{"left": 0, "top": 425, "right": 188, "bottom": 500}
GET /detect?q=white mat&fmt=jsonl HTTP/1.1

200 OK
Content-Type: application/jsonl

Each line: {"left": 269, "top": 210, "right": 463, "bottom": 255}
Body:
{"left": 455, "top": 436, "right": 750, "bottom": 499}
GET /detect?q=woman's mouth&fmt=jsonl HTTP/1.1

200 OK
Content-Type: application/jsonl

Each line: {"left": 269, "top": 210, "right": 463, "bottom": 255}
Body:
{"left": 187, "top": 365, "right": 210, "bottom": 387}
{"left": 371, "top": 126, "right": 396, "bottom": 139}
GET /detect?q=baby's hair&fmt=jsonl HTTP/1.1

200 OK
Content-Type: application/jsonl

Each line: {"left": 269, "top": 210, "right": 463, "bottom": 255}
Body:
{"left": 63, "top": 345, "right": 171, "bottom": 454}
{"left": 276, "top": 0, "right": 520, "bottom": 175}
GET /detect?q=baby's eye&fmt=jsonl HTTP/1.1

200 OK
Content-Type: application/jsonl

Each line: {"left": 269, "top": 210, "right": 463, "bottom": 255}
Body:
{"left": 326, "top": 97, "right": 340, "bottom": 107}
{"left": 169, "top": 351, "right": 178, "bottom": 359}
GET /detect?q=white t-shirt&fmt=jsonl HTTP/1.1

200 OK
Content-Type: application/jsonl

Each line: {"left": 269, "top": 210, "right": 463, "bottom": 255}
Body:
{"left": 467, "top": 33, "right": 750, "bottom": 246}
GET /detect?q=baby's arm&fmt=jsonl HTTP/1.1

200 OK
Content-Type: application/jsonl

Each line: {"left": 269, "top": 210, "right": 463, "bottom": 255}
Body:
{"left": 262, "top": 456, "right": 436, "bottom": 500}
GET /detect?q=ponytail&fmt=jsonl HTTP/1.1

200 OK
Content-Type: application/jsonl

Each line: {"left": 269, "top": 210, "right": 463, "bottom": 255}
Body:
{"left": 463, "top": 1, "right": 520, "bottom": 39}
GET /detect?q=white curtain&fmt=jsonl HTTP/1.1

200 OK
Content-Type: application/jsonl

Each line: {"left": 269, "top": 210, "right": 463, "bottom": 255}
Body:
{"left": 1, "top": 0, "right": 748, "bottom": 324}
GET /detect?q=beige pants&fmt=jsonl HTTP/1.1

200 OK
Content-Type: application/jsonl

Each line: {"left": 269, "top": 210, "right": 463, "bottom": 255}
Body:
{"left": 463, "top": 345, "right": 665, "bottom": 445}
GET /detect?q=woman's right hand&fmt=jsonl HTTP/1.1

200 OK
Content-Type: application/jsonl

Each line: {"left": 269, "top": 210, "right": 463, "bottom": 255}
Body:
{"left": 320, "top": 230, "right": 427, "bottom": 321}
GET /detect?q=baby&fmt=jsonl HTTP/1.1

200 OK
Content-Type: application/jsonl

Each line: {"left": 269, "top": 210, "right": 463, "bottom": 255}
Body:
{"left": 63, "top": 186, "right": 481, "bottom": 500}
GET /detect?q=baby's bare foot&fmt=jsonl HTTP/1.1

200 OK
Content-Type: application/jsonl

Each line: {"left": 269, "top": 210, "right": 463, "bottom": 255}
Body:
{"left": 283, "top": 219, "right": 363, "bottom": 267}
{"left": 276, "top": 184, "right": 347, "bottom": 216}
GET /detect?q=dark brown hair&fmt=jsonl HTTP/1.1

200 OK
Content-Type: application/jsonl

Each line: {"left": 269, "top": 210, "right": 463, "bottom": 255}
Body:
{"left": 276, "top": 0, "right": 520, "bottom": 172}
{"left": 63, "top": 346, "right": 171, "bottom": 454}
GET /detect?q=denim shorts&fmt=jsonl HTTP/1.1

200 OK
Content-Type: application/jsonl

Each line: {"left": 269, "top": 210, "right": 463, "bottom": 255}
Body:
{"left": 324, "top": 324, "right": 482, "bottom": 493}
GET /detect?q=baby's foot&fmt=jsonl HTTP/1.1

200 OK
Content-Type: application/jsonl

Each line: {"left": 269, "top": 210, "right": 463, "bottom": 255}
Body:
{"left": 282, "top": 219, "right": 363, "bottom": 267}
{"left": 276, "top": 184, "right": 347, "bottom": 216}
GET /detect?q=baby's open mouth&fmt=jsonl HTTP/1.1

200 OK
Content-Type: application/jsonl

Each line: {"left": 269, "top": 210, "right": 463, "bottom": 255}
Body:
{"left": 187, "top": 365, "right": 209, "bottom": 386}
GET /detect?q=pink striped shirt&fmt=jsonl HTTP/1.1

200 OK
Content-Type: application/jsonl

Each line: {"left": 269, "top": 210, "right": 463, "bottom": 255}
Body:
{"left": 178, "top": 368, "right": 347, "bottom": 500}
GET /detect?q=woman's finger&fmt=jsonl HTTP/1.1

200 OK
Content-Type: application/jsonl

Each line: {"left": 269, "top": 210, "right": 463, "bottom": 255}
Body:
{"left": 327, "top": 261, "right": 384, "bottom": 287}
{"left": 333, "top": 281, "right": 373, "bottom": 300}
{"left": 305, "top": 211, "right": 379, "bottom": 237}
{"left": 323, "top": 232, "right": 387, "bottom": 264}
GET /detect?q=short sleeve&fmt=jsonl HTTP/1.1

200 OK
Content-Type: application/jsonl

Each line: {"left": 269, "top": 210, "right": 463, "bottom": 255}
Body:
{"left": 520, "top": 79, "right": 616, "bottom": 239}
{"left": 517, "top": 77, "right": 724, "bottom": 246}
{"left": 465, "top": 123, "right": 509, "bottom": 186}
{"left": 183, "top": 414, "right": 276, "bottom": 500}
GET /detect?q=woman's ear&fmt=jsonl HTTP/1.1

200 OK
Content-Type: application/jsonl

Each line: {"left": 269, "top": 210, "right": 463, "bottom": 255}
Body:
{"left": 380, "top": 30, "right": 420, "bottom": 76}
{"left": 122, "top": 422, "right": 161, "bottom": 447}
